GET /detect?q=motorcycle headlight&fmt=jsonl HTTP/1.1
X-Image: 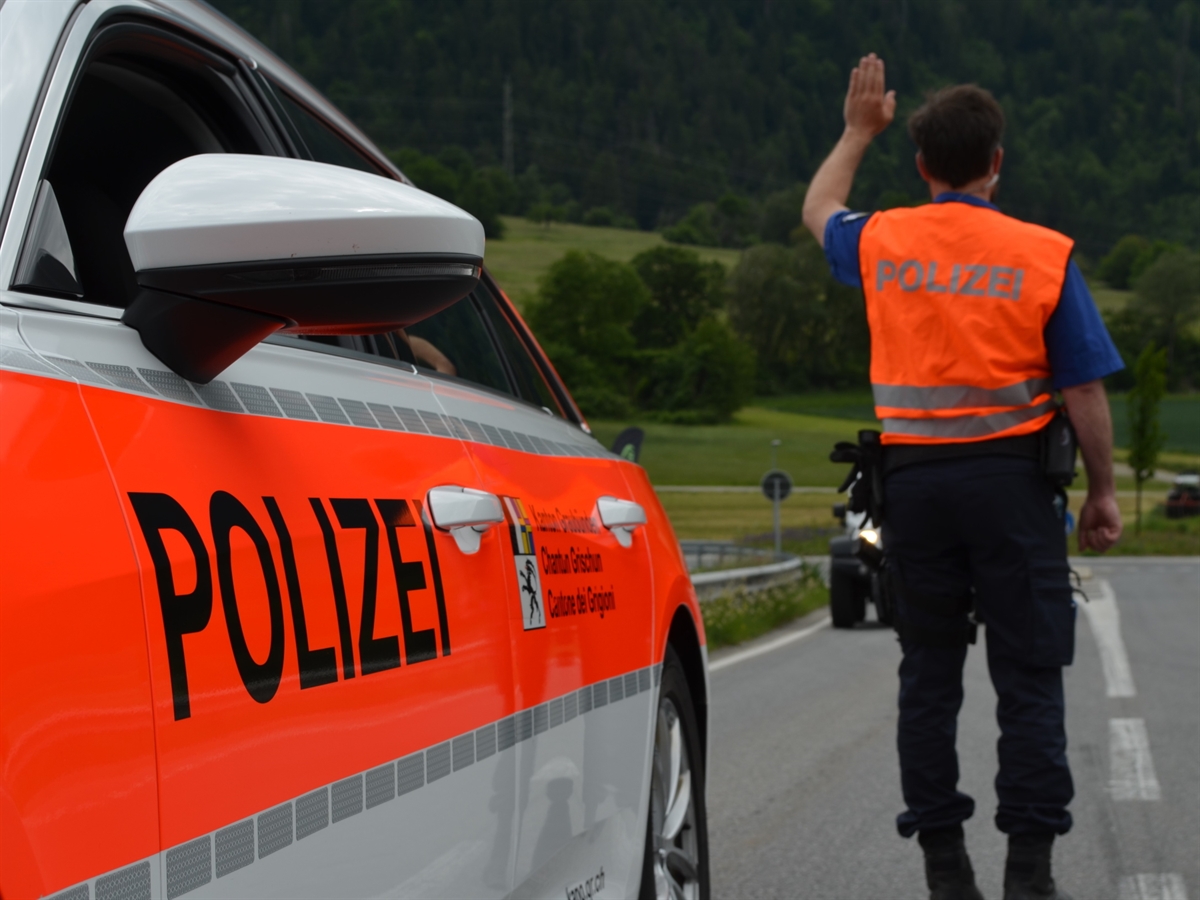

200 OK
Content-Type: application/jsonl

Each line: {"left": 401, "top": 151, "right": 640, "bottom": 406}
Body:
{"left": 854, "top": 529, "right": 884, "bottom": 569}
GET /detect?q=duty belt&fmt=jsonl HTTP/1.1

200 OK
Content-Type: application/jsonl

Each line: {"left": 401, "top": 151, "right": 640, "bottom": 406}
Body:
{"left": 883, "top": 432, "right": 1041, "bottom": 476}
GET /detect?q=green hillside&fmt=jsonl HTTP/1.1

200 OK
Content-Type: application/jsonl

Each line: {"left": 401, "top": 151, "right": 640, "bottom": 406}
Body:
{"left": 485, "top": 217, "right": 741, "bottom": 309}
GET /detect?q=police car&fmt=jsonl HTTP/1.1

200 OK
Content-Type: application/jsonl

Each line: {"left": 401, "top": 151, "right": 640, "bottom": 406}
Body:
{"left": 0, "top": 3, "right": 710, "bottom": 898}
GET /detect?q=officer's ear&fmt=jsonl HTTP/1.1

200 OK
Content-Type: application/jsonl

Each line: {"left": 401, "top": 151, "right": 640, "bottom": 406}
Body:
{"left": 991, "top": 146, "right": 1005, "bottom": 176}
{"left": 915, "top": 152, "right": 933, "bottom": 183}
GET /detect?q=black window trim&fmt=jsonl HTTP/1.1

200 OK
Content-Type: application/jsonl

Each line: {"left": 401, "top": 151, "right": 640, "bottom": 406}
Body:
{"left": 238, "top": 60, "right": 302, "bottom": 159}
{"left": 478, "top": 269, "right": 586, "bottom": 426}
{"left": 253, "top": 71, "right": 392, "bottom": 179}
{"left": 40, "top": 16, "right": 282, "bottom": 181}
{"left": 468, "top": 287, "right": 536, "bottom": 405}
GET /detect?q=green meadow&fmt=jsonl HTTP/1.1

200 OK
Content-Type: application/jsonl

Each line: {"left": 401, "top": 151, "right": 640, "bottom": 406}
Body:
{"left": 589, "top": 403, "right": 1199, "bottom": 556}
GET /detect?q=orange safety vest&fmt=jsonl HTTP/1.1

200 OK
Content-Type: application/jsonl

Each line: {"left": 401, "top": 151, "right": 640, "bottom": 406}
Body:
{"left": 858, "top": 200, "right": 1073, "bottom": 445}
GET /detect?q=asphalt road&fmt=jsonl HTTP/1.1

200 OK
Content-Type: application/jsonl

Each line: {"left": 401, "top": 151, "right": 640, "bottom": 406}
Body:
{"left": 705, "top": 557, "right": 1199, "bottom": 900}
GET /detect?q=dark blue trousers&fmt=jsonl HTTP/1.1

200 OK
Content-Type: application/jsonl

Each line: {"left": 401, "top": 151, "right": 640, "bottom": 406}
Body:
{"left": 883, "top": 456, "right": 1075, "bottom": 838}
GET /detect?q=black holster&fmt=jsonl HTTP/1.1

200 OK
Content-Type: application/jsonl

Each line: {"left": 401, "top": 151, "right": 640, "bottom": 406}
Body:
{"left": 830, "top": 429, "right": 885, "bottom": 526}
{"left": 1040, "top": 406, "right": 1078, "bottom": 487}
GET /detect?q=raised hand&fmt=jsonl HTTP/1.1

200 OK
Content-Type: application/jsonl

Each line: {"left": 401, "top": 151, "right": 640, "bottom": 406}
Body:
{"left": 844, "top": 53, "right": 896, "bottom": 139}
{"left": 802, "top": 52, "right": 897, "bottom": 244}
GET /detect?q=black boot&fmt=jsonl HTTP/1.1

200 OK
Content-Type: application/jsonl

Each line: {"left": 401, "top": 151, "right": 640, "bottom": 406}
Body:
{"left": 1003, "top": 834, "right": 1072, "bottom": 900}
{"left": 919, "top": 826, "right": 986, "bottom": 900}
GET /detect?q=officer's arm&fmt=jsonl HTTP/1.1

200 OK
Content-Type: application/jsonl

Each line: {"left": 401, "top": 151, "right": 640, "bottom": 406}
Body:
{"left": 1061, "top": 379, "right": 1123, "bottom": 553}
{"left": 802, "top": 53, "right": 896, "bottom": 247}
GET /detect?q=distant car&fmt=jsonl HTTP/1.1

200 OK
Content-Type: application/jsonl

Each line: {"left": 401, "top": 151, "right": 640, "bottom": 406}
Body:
{"left": 0, "top": 3, "right": 710, "bottom": 898}
{"left": 1166, "top": 472, "right": 1200, "bottom": 519}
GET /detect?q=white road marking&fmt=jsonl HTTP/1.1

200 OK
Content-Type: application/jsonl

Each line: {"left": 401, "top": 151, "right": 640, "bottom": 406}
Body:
{"left": 1109, "top": 718, "right": 1162, "bottom": 801}
{"left": 708, "top": 617, "right": 831, "bottom": 673}
{"left": 1119, "top": 873, "right": 1189, "bottom": 900}
{"left": 1081, "top": 579, "right": 1137, "bottom": 698}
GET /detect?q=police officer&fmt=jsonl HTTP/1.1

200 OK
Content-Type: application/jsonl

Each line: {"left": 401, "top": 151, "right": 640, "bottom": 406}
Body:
{"left": 802, "top": 55, "right": 1124, "bottom": 900}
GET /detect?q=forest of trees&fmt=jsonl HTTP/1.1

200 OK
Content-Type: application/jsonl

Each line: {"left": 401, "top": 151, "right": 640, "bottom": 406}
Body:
{"left": 214, "top": 0, "right": 1199, "bottom": 257}
{"left": 210, "top": 0, "right": 1198, "bottom": 418}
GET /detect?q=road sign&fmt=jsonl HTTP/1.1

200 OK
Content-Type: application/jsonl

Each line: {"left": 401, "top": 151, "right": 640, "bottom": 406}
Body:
{"left": 761, "top": 469, "right": 793, "bottom": 502}
{"left": 761, "top": 468, "right": 793, "bottom": 557}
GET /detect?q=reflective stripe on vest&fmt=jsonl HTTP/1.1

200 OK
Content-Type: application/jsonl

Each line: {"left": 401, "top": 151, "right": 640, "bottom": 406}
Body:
{"left": 858, "top": 201, "right": 1073, "bottom": 445}
{"left": 872, "top": 376, "right": 1053, "bottom": 411}
{"left": 882, "top": 399, "right": 1058, "bottom": 440}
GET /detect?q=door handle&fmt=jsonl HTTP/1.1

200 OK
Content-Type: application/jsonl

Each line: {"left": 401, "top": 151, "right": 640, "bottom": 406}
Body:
{"left": 596, "top": 496, "right": 646, "bottom": 548}
{"left": 427, "top": 485, "right": 505, "bottom": 555}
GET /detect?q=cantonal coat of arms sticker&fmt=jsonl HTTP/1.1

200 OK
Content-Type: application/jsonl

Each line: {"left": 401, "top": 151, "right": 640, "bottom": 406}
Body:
{"left": 502, "top": 496, "right": 545, "bottom": 630}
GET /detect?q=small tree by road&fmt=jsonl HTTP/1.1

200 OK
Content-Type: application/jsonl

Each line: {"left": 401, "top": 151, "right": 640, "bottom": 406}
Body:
{"left": 1127, "top": 342, "right": 1168, "bottom": 534}
{"left": 1132, "top": 250, "right": 1200, "bottom": 376}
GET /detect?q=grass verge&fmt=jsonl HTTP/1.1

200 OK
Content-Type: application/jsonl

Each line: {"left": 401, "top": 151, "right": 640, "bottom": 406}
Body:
{"left": 661, "top": 487, "right": 1197, "bottom": 555}
{"left": 591, "top": 406, "right": 861, "bottom": 486}
{"left": 593, "top": 405, "right": 1197, "bottom": 493}
{"left": 1109, "top": 394, "right": 1200, "bottom": 456}
{"left": 701, "top": 571, "right": 829, "bottom": 650}
{"left": 657, "top": 489, "right": 840, "bottom": 543}
{"left": 584, "top": 394, "right": 1196, "bottom": 554}
{"left": 1080, "top": 503, "right": 1200, "bottom": 556}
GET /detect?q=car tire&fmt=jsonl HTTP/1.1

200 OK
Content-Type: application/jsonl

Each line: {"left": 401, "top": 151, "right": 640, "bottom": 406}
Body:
{"left": 830, "top": 565, "right": 863, "bottom": 628}
{"left": 639, "top": 645, "right": 710, "bottom": 900}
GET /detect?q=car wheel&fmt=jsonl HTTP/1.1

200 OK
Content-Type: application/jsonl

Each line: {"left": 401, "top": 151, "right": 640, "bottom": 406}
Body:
{"left": 830, "top": 565, "right": 862, "bottom": 628}
{"left": 640, "top": 646, "right": 710, "bottom": 900}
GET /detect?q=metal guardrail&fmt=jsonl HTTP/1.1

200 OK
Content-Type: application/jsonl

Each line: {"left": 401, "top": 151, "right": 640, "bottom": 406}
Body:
{"left": 679, "top": 540, "right": 776, "bottom": 573}
{"left": 680, "top": 540, "right": 813, "bottom": 600}
{"left": 690, "top": 555, "right": 803, "bottom": 586}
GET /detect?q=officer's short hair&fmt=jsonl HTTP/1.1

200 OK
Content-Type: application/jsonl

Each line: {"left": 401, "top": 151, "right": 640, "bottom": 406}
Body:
{"left": 907, "top": 85, "right": 1005, "bottom": 189}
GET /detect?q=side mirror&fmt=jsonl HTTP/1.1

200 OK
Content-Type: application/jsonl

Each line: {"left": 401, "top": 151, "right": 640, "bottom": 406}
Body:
{"left": 122, "top": 154, "right": 484, "bottom": 383}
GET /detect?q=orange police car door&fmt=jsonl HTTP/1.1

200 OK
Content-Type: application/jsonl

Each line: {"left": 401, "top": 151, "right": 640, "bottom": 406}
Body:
{"left": 418, "top": 279, "right": 658, "bottom": 896}
{"left": 16, "top": 306, "right": 524, "bottom": 898}
{"left": 9, "top": 13, "right": 525, "bottom": 895}
{"left": 0, "top": 314, "right": 160, "bottom": 900}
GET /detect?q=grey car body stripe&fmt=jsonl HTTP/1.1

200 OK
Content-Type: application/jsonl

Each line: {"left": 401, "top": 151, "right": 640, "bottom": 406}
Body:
{"left": 94, "top": 861, "right": 152, "bottom": 900}
{"left": 883, "top": 399, "right": 1058, "bottom": 439}
{"left": 45, "top": 665, "right": 660, "bottom": 900}
{"left": 0, "top": 350, "right": 612, "bottom": 460}
{"left": 872, "top": 377, "right": 1053, "bottom": 411}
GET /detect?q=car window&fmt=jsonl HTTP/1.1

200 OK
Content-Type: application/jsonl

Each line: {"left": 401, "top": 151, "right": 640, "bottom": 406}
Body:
{"left": 405, "top": 294, "right": 513, "bottom": 394}
{"left": 258, "top": 75, "right": 382, "bottom": 175}
{"left": 328, "top": 284, "right": 569, "bottom": 416}
{"left": 27, "top": 27, "right": 270, "bottom": 308}
{"left": 474, "top": 283, "right": 565, "bottom": 416}
{"left": 306, "top": 289, "right": 544, "bottom": 405}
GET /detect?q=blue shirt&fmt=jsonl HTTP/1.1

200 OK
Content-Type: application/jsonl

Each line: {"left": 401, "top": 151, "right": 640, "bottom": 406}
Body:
{"left": 823, "top": 193, "right": 1124, "bottom": 389}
